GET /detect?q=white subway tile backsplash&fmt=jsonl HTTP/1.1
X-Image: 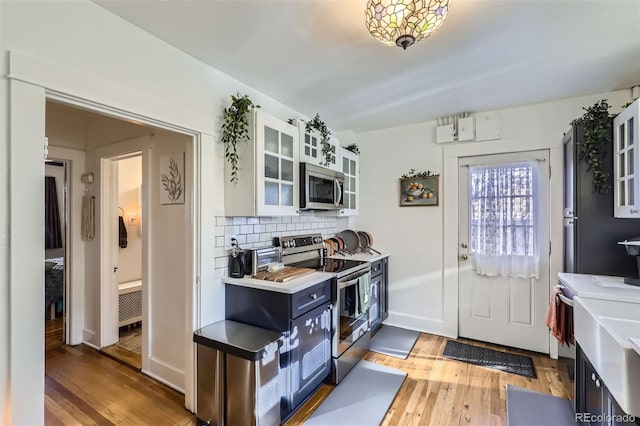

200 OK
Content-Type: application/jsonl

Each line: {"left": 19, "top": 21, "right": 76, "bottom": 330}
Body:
{"left": 225, "top": 225, "right": 240, "bottom": 235}
{"left": 216, "top": 217, "right": 232, "bottom": 226}
{"left": 260, "top": 233, "right": 272, "bottom": 242}
{"left": 265, "top": 224, "right": 277, "bottom": 232}
{"left": 240, "top": 225, "right": 253, "bottom": 234}
{"left": 215, "top": 257, "right": 228, "bottom": 269}
{"left": 215, "top": 213, "right": 338, "bottom": 274}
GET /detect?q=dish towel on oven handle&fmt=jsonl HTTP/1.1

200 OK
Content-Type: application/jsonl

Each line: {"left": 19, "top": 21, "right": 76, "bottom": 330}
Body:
{"left": 356, "top": 274, "right": 370, "bottom": 317}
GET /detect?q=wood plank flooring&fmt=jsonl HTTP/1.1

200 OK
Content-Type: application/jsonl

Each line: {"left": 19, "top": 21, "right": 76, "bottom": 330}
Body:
{"left": 45, "top": 323, "right": 573, "bottom": 426}
{"left": 285, "top": 333, "right": 573, "bottom": 425}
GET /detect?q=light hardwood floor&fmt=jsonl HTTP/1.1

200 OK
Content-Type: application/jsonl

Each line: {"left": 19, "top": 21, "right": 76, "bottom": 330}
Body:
{"left": 45, "top": 323, "right": 573, "bottom": 425}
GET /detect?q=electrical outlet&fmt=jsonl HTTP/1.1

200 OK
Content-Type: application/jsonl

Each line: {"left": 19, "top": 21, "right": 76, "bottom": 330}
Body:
{"left": 225, "top": 235, "right": 238, "bottom": 249}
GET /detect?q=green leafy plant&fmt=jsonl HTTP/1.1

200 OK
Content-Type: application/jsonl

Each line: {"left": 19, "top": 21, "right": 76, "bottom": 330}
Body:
{"left": 571, "top": 100, "right": 613, "bottom": 194}
{"left": 401, "top": 169, "right": 437, "bottom": 178}
{"left": 344, "top": 143, "right": 360, "bottom": 155}
{"left": 306, "top": 114, "right": 332, "bottom": 166}
{"left": 221, "top": 93, "right": 260, "bottom": 184}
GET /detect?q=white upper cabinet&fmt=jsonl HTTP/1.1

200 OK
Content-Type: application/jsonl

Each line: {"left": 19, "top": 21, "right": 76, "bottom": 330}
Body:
{"left": 224, "top": 110, "right": 299, "bottom": 216}
{"left": 614, "top": 98, "right": 640, "bottom": 218}
{"left": 297, "top": 120, "right": 340, "bottom": 172}
{"left": 338, "top": 147, "right": 359, "bottom": 216}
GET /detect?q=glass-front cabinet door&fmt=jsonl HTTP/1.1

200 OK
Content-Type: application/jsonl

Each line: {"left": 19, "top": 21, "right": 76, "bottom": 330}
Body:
{"left": 338, "top": 147, "right": 359, "bottom": 216}
{"left": 297, "top": 120, "right": 341, "bottom": 172}
{"left": 614, "top": 98, "right": 640, "bottom": 218}
{"left": 256, "top": 110, "right": 299, "bottom": 216}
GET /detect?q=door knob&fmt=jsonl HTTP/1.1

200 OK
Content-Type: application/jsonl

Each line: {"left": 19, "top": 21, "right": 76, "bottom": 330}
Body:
{"left": 461, "top": 242, "right": 468, "bottom": 249}
{"left": 459, "top": 254, "right": 468, "bottom": 261}
{"left": 113, "top": 267, "right": 119, "bottom": 273}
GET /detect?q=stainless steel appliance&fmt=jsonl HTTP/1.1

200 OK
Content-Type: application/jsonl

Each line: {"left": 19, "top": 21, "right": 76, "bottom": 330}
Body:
{"left": 300, "top": 163, "right": 345, "bottom": 210}
{"left": 277, "top": 233, "right": 371, "bottom": 384}
{"left": 563, "top": 125, "right": 640, "bottom": 276}
{"left": 246, "top": 246, "right": 281, "bottom": 275}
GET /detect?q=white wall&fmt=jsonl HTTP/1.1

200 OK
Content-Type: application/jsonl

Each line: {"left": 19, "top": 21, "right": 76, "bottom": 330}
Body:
{"left": 118, "top": 156, "right": 142, "bottom": 284}
{"left": 355, "top": 89, "right": 635, "bottom": 338}
{"left": 1, "top": 1, "right": 320, "bottom": 420}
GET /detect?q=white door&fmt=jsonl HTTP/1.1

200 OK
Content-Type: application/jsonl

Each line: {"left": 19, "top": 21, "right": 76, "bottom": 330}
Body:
{"left": 458, "top": 151, "right": 550, "bottom": 353}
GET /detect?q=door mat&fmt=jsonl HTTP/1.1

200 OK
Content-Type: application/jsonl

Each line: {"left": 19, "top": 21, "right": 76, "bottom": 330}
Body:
{"left": 506, "top": 384, "right": 578, "bottom": 426}
{"left": 370, "top": 325, "right": 420, "bottom": 359}
{"left": 303, "top": 360, "right": 406, "bottom": 426}
{"left": 442, "top": 340, "right": 537, "bottom": 378}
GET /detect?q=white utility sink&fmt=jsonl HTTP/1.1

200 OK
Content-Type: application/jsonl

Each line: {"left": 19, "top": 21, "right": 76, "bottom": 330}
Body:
{"left": 574, "top": 296, "right": 640, "bottom": 417}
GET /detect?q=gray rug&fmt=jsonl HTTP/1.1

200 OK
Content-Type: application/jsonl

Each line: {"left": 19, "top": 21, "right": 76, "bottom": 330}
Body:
{"left": 303, "top": 360, "right": 407, "bottom": 426}
{"left": 506, "top": 385, "right": 578, "bottom": 426}
{"left": 443, "top": 340, "right": 537, "bottom": 378}
{"left": 370, "top": 325, "right": 420, "bottom": 359}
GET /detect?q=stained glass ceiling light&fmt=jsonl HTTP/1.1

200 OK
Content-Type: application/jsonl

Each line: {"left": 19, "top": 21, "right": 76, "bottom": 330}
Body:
{"left": 366, "top": 0, "right": 450, "bottom": 50}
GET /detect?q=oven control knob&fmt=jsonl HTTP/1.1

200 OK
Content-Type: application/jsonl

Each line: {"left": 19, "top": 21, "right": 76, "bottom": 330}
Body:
{"left": 283, "top": 241, "right": 290, "bottom": 248}
{"left": 314, "top": 237, "right": 322, "bottom": 244}
{"left": 291, "top": 240, "right": 296, "bottom": 247}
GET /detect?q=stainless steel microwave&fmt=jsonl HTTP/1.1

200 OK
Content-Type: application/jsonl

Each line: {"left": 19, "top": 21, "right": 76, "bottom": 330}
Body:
{"left": 300, "top": 163, "right": 345, "bottom": 210}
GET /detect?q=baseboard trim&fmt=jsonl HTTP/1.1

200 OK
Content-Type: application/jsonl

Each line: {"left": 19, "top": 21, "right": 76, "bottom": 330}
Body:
{"left": 146, "top": 357, "right": 185, "bottom": 393}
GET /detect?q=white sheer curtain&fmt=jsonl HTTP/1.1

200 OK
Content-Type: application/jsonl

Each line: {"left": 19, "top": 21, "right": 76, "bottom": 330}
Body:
{"left": 469, "top": 162, "right": 539, "bottom": 279}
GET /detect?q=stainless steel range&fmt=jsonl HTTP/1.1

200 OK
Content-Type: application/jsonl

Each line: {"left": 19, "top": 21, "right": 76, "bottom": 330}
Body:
{"left": 276, "top": 233, "right": 372, "bottom": 384}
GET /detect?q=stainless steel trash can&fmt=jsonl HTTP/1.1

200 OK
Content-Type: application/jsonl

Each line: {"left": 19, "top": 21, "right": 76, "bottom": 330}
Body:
{"left": 194, "top": 320, "right": 282, "bottom": 426}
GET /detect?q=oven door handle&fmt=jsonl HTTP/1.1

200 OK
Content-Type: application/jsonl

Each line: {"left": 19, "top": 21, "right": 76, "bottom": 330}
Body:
{"left": 338, "top": 277, "right": 361, "bottom": 289}
{"left": 334, "top": 178, "right": 342, "bottom": 207}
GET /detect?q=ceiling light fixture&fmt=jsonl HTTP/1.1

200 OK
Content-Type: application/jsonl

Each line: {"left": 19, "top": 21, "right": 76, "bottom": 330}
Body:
{"left": 365, "top": 0, "right": 450, "bottom": 50}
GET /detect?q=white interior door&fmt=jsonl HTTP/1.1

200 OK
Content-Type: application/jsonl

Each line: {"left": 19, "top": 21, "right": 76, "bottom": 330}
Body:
{"left": 458, "top": 151, "right": 550, "bottom": 353}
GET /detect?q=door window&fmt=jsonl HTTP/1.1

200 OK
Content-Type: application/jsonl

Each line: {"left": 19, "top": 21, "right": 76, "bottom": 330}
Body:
{"left": 469, "top": 162, "right": 539, "bottom": 278}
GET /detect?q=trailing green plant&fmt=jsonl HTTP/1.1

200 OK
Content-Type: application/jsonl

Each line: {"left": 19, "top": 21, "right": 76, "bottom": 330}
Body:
{"left": 306, "top": 114, "right": 332, "bottom": 166}
{"left": 571, "top": 99, "right": 613, "bottom": 194}
{"left": 401, "top": 169, "right": 437, "bottom": 178}
{"left": 344, "top": 143, "right": 360, "bottom": 155}
{"left": 221, "top": 93, "right": 260, "bottom": 184}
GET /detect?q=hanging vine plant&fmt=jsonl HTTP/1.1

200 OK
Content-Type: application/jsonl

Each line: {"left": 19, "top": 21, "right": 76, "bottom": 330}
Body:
{"left": 306, "top": 114, "right": 332, "bottom": 166}
{"left": 221, "top": 93, "right": 260, "bottom": 184}
{"left": 344, "top": 143, "right": 360, "bottom": 155}
{"left": 571, "top": 99, "right": 613, "bottom": 194}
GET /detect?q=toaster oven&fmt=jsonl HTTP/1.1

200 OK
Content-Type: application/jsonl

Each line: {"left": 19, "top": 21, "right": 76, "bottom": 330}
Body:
{"left": 246, "top": 246, "right": 281, "bottom": 275}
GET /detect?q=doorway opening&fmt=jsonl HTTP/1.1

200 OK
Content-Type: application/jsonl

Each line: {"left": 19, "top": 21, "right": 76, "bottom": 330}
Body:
{"left": 44, "top": 159, "right": 69, "bottom": 349}
{"left": 457, "top": 150, "right": 550, "bottom": 354}
{"left": 101, "top": 154, "right": 144, "bottom": 369}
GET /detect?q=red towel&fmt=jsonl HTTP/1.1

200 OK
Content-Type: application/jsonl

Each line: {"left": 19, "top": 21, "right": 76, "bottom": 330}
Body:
{"left": 546, "top": 287, "right": 562, "bottom": 338}
{"left": 546, "top": 287, "right": 574, "bottom": 346}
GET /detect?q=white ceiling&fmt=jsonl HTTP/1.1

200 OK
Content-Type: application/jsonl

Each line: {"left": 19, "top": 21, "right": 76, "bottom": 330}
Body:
{"left": 95, "top": 0, "right": 640, "bottom": 132}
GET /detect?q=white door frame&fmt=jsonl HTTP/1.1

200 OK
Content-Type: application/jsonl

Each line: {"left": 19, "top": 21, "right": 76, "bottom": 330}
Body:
{"left": 99, "top": 150, "right": 144, "bottom": 349}
{"left": 443, "top": 140, "right": 564, "bottom": 358}
{"left": 8, "top": 79, "right": 205, "bottom": 416}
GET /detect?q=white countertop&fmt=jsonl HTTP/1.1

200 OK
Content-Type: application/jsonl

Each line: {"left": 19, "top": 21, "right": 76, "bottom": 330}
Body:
{"left": 329, "top": 251, "right": 390, "bottom": 262}
{"left": 223, "top": 271, "right": 335, "bottom": 294}
{"left": 558, "top": 272, "right": 640, "bottom": 303}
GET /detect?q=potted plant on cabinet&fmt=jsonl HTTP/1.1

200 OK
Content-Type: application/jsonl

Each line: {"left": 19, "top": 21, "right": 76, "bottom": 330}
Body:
{"left": 220, "top": 93, "right": 260, "bottom": 184}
